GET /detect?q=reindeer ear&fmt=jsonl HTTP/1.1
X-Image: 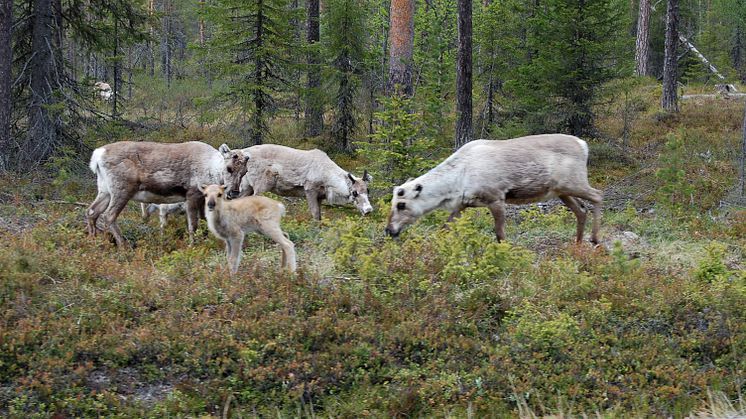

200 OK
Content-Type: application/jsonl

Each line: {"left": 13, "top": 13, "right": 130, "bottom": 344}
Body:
{"left": 198, "top": 184, "right": 207, "bottom": 193}
{"left": 219, "top": 144, "right": 231, "bottom": 157}
{"left": 218, "top": 184, "right": 226, "bottom": 192}
{"left": 347, "top": 173, "right": 356, "bottom": 184}
{"left": 414, "top": 184, "right": 423, "bottom": 198}
{"left": 244, "top": 152, "right": 251, "bottom": 163}
{"left": 363, "top": 170, "right": 372, "bottom": 182}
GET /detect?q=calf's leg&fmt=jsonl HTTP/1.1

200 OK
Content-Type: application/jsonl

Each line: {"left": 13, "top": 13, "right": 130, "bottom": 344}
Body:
{"left": 261, "top": 224, "right": 297, "bottom": 272}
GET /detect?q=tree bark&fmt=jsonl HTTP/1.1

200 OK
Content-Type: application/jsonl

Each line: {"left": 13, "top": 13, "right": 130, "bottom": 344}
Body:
{"left": 661, "top": 0, "right": 678, "bottom": 112}
{"left": 305, "top": 0, "right": 323, "bottom": 136}
{"left": 455, "top": 0, "right": 473, "bottom": 148}
{"left": 388, "top": 0, "right": 415, "bottom": 96}
{"left": 26, "top": 0, "right": 58, "bottom": 165}
{"left": 253, "top": 0, "right": 265, "bottom": 145}
{"left": 161, "top": 0, "right": 172, "bottom": 87}
{"left": 0, "top": 0, "right": 12, "bottom": 171}
{"left": 635, "top": 0, "right": 650, "bottom": 76}
{"left": 113, "top": 18, "right": 120, "bottom": 117}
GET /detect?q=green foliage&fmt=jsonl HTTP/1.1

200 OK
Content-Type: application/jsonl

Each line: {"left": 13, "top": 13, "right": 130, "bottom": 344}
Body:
{"left": 695, "top": 242, "right": 730, "bottom": 282}
{"left": 324, "top": 0, "right": 368, "bottom": 151}
{"left": 356, "top": 95, "right": 438, "bottom": 190}
{"left": 656, "top": 132, "right": 696, "bottom": 217}
{"left": 507, "top": 0, "right": 631, "bottom": 135}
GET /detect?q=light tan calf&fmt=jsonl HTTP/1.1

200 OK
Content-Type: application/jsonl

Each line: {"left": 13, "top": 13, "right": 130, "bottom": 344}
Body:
{"left": 200, "top": 184, "right": 296, "bottom": 274}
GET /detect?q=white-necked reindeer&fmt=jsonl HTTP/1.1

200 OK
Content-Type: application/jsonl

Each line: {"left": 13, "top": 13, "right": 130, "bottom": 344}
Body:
{"left": 87, "top": 141, "right": 250, "bottom": 246}
{"left": 385, "top": 134, "right": 603, "bottom": 244}
{"left": 200, "top": 184, "right": 296, "bottom": 274}
{"left": 238, "top": 144, "right": 373, "bottom": 220}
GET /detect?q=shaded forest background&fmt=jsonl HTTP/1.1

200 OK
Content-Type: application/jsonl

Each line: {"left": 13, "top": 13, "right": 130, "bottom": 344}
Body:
{"left": 1, "top": 0, "right": 745, "bottom": 172}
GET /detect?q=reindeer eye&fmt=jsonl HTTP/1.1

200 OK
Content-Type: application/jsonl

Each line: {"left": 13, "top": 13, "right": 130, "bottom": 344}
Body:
{"left": 217, "top": 193, "right": 222, "bottom": 198}
{"left": 397, "top": 189, "right": 404, "bottom": 197}
{"left": 227, "top": 167, "right": 233, "bottom": 174}
{"left": 397, "top": 202, "right": 406, "bottom": 210}
{"left": 352, "top": 191, "right": 358, "bottom": 197}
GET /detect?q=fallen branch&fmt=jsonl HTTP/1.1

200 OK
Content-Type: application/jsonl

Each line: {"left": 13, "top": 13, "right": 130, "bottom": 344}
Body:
{"left": 681, "top": 93, "right": 746, "bottom": 100}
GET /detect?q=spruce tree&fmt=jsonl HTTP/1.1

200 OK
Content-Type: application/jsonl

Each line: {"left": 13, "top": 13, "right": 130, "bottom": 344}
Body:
{"left": 204, "top": 0, "right": 298, "bottom": 145}
{"left": 510, "top": 0, "right": 629, "bottom": 135}
{"left": 325, "top": 0, "right": 367, "bottom": 151}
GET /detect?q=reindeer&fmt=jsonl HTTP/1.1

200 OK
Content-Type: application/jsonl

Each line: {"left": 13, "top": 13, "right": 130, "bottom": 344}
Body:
{"left": 200, "top": 184, "right": 296, "bottom": 274}
{"left": 238, "top": 144, "right": 372, "bottom": 220}
{"left": 385, "top": 134, "right": 603, "bottom": 244}
{"left": 94, "top": 81, "right": 112, "bottom": 101}
{"left": 87, "top": 141, "right": 250, "bottom": 246}
{"left": 141, "top": 202, "right": 187, "bottom": 232}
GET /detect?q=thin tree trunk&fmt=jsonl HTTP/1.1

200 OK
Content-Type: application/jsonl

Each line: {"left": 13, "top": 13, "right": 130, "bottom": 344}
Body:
{"left": 635, "top": 0, "right": 650, "bottom": 76}
{"left": 388, "top": 0, "right": 415, "bottom": 96}
{"left": 253, "top": 0, "right": 264, "bottom": 145}
{"left": 0, "top": 0, "right": 12, "bottom": 171}
{"left": 455, "top": 0, "right": 473, "bottom": 148}
{"left": 26, "top": 0, "right": 57, "bottom": 165}
{"left": 148, "top": 0, "right": 155, "bottom": 77}
{"left": 662, "top": 0, "right": 678, "bottom": 112}
{"left": 161, "top": 0, "right": 172, "bottom": 87}
{"left": 199, "top": 0, "right": 206, "bottom": 46}
{"left": 305, "top": 0, "right": 323, "bottom": 136}
{"left": 113, "top": 19, "right": 120, "bottom": 117}
{"left": 741, "top": 102, "right": 746, "bottom": 196}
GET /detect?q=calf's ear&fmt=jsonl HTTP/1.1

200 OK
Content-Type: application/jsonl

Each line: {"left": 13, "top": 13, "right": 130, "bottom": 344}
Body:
{"left": 347, "top": 173, "right": 356, "bottom": 184}
{"left": 363, "top": 170, "right": 372, "bottom": 183}
{"left": 198, "top": 184, "right": 207, "bottom": 193}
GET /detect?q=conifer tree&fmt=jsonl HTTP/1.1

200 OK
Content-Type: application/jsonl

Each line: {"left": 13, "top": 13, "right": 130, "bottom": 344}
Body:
{"left": 204, "top": 0, "right": 298, "bottom": 145}
{"left": 325, "top": 0, "right": 367, "bottom": 151}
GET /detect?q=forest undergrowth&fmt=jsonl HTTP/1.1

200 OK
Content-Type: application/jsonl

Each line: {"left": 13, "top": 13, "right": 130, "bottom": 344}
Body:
{"left": 0, "top": 83, "right": 745, "bottom": 417}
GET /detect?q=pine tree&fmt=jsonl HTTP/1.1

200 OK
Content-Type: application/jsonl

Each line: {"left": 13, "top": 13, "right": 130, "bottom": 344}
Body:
{"left": 455, "top": 0, "right": 473, "bottom": 148}
{"left": 0, "top": 0, "right": 11, "bottom": 171}
{"left": 662, "top": 0, "right": 679, "bottom": 112}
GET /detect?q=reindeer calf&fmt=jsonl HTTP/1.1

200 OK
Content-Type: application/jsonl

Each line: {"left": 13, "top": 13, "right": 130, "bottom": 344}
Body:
{"left": 200, "top": 184, "right": 296, "bottom": 274}
{"left": 141, "top": 203, "right": 187, "bottom": 232}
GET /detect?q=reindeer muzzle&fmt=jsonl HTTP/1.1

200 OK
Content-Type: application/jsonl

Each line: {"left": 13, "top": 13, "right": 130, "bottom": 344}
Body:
{"left": 384, "top": 226, "right": 400, "bottom": 238}
{"left": 207, "top": 200, "right": 216, "bottom": 211}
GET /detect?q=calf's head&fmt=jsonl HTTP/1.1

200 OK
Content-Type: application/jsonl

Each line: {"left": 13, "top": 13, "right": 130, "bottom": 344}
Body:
{"left": 346, "top": 170, "right": 373, "bottom": 215}
{"left": 199, "top": 184, "right": 226, "bottom": 212}
{"left": 385, "top": 182, "right": 425, "bottom": 238}
{"left": 219, "top": 144, "right": 250, "bottom": 199}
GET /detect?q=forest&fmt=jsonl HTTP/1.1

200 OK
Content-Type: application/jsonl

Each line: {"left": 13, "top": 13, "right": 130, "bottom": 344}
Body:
{"left": 0, "top": 0, "right": 745, "bottom": 416}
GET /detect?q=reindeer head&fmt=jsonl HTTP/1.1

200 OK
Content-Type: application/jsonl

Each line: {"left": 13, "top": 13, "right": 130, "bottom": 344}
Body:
{"left": 199, "top": 184, "right": 227, "bottom": 212}
{"left": 219, "top": 144, "right": 250, "bottom": 199}
{"left": 385, "top": 181, "right": 425, "bottom": 238}
{"left": 346, "top": 170, "right": 373, "bottom": 215}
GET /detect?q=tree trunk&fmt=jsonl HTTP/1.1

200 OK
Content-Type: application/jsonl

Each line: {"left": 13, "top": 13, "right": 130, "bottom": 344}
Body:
{"left": 148, "top": 0, "right": 155, "bottom": 77}
{"left": 199, "top": 0, "right": 206, "bottom": 46}
{"left": 0, "top": 0, "right": 12, "bottom": 171}
{"left": 455, "top": 0, "right": 473, "bottom": 148}
{"left": 26, "top": 0, "right": 58, "bottom": 165}
{"left": 388, "top": 0, "right": 415, "bottom": 96}
{"left": 253, "top": 0, "right": 265, "bottom": 145}
{"left": 113, "top": 19, "right": 120, "bottom": 117}
{"left": 161, "top": 0, "right": 172, "bottom": 87}
{"left": 305, "top": 0, "right": 323, "bottom": 136}
{"left": 661, "top": 0, "right": 678, "bottom": 112}
{"left": 635, "top": 0, "right": 650, "bottom": 76}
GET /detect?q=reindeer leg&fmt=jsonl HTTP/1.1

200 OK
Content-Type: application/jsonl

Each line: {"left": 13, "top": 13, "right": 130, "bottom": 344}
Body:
{"left": 185, "top": 190, "right": 204, "bottom": 244}
{"left": 261, "top": 224, "right": 297, "bottom": 272}
{"left": 559, "top": 195, "right": 587, "bottom": 244}
{"left": 570, "top": 187, "right": 603, "bottom": 245}
{"left": 305, "top": 189, "right": 321, "bottom": 221}
{"left": 100, "top": 191, "right": 133, "bottom": 248}
{"left": 86, "top": 192, "right": 110, "bottom": 236}
{"left": 227, "top": 236, "right": 243, "bottom": 275}
{"left": 488, "top": 200, "right": 507, "bottom": 242}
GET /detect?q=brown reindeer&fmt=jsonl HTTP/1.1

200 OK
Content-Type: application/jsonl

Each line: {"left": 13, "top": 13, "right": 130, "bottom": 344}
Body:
{"left": 200, "top": 184, "right": 296, "bottom": 274}
{"left": 87, "top": 141, "right": 250, "bottom": 246}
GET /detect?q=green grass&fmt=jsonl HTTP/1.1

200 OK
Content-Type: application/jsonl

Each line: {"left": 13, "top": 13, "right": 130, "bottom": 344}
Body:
{"left": 1, "top": 81, "right": 745, "bottom": 417}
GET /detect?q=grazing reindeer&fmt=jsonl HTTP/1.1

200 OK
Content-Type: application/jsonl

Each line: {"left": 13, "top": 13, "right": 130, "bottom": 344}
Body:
{"left": 238, "top": 144, "right": 373, "bottom": 220}
{"left": 87, "top": 141, "right": 250, "bottom": 246}
{"left": 200, "top": 184, "right": 296, "bottom": 274}
{"left": 385, "top": 134, "right": 603, "bottom": 244}
{"left": 141, "top": 202, "right": 187, "bottom": 232}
